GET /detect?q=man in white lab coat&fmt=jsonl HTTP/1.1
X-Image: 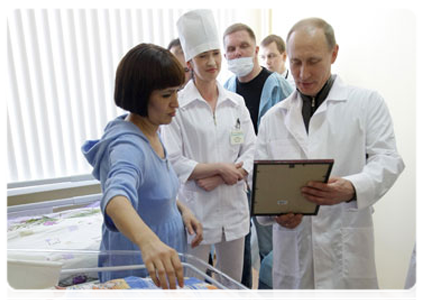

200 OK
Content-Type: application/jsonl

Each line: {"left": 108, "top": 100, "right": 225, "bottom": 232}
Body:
{"left": 255, "top": 17, "right": 405, "bottom": 289}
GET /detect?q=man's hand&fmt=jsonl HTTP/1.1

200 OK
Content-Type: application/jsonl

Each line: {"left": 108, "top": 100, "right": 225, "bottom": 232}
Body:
{"left": 301, "top": 177, "right": 355, "bottom": 205}
{"left": 275, "top": 213, "right": 303, "bottom": 229}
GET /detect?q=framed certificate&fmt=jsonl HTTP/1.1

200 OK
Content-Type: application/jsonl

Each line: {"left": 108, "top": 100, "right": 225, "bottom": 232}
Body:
{"left": 251, "top": 159, "right": 334, "bottom": 216}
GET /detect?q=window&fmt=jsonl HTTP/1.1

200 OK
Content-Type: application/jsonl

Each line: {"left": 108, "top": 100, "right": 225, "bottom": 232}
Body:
{"left": 7, "top": 8, "right": 269, "bottom": 184}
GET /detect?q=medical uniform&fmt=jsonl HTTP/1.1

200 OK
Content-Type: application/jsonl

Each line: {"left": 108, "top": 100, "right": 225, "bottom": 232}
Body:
{"left": 82, "top": 115, "right": 186, "bottom": 282}
{"left": 162, "top": 80, "right": 256, "bottom": 242}
{"left": 161, "top": 80, "right": 256, "bottom": 279}
{"left": 256, "top": 76, "right": 405, "bottom": 289}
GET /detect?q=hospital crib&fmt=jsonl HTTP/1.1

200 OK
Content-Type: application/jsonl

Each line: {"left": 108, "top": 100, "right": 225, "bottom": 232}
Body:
{"left": 7, "top": 185, "right": 247, "bottom": 290}
{"left": 7, "top": 249, "right": 247, "bottom": 290}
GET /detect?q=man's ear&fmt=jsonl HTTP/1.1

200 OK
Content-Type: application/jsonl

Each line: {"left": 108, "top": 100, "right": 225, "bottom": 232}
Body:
{"left": 331, "top": 44, "right": 339, "bottom": 64}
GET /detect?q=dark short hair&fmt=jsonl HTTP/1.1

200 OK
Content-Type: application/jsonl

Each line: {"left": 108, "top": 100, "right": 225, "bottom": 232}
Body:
{"left": 261, "top": 34, "right": 286, "bottom": 53}
{"left": 167, "top": 38, "right": 181, "bottom": 50}
{"left": 287, "top": 18, "right": 336, "bottom": 51}
{"left": 114, "top": 43, "right": 185, "bottom": 116}
{"left": 223, "top": 23, "right": 256, "bottom": 45}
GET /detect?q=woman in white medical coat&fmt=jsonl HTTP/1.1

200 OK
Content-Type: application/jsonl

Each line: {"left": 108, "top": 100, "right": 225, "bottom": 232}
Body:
{"left": 161, "top": 10, "right": 256, "bottom": 282}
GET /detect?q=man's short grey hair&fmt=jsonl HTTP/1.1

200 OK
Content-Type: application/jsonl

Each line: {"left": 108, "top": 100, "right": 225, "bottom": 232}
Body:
{"left": 223, "top": 23, "right": 256, "bottom": 46}
{"left": 287, "top": 18, "right": 337, "bottom": 50}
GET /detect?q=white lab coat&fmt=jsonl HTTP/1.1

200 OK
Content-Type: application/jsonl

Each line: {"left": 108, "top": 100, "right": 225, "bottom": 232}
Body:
{"left": 162, "top": 80, "right": 256, "bottom": 244}
{"left": 256, "top": 76, "right": 404, "bottom": 289}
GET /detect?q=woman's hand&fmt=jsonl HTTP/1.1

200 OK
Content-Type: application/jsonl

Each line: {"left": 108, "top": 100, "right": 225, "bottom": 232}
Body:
{"left": 196, "top": 175, "right": 224, "bottom": 191}
{"left": 177, "top": 201, "right": 203, "bottom": 248}
{"left": 106, "top": 196, "right": 185, "bottom": 289}
{"left": 218, "top": 162, "right": 246, "bottom": 185}
{"left": 138, "top": 236, "right": 184, "bottom": 289}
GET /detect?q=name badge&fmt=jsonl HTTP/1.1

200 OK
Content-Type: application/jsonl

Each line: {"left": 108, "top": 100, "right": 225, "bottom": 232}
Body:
{"left": 230, "top": 130, "right": 244, "bottom": 145}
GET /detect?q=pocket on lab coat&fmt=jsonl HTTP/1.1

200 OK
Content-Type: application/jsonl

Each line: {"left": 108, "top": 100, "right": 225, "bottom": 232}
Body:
{"left": 341, "top": 227, "right": 377, "bottom": 279}
{"left": 268, "top": 138, "right": 302, "bottom": 159}
{"left": 273, "top": 225, "right": 300, "bottom": 276}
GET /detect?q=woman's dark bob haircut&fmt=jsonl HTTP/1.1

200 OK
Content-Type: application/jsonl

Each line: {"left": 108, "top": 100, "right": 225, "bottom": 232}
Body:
{"left": 114, "top": 43, "right": 185, "bottom": 116}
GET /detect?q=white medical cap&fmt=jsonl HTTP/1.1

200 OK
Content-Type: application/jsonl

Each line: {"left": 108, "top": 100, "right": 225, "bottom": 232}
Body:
{"left": 176, "top": 9, "right": 220, "bottom": 62}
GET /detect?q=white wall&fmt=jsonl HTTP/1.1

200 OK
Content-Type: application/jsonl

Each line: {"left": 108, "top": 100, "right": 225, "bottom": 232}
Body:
{"left": 270, "top": 6, "right": 416, "bottom": 289}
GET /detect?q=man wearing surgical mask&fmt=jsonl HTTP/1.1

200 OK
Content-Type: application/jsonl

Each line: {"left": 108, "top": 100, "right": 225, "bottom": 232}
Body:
{"left": 223, "top": 23, "right": 293, "bottom": 133}
{"left": 223, "top": 23, "right": 293, "bottom": 288}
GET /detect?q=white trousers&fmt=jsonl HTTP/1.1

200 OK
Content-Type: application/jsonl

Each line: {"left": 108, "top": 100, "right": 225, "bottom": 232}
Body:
{"left": 187, "top": 235, "right": 245, "bottom": 282}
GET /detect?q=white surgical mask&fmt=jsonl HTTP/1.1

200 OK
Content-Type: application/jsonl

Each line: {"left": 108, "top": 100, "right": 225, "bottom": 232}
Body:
{"left": 227, "top": 57, "right": 254, "bottom": 77}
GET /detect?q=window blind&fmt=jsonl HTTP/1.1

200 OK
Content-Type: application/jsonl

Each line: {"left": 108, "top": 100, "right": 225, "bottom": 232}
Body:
{"left": 7, "top": 8, "right": 267, "bottom": 184}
